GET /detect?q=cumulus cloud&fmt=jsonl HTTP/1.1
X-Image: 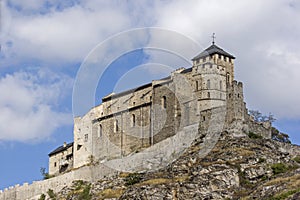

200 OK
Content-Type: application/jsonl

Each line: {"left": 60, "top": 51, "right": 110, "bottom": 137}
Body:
{"left": 144, "top": 0, "right": 300, "bottom": 119}
{"left": 2, "top": 0, "right": 300, "bottom": 121}
{"left": 0, "top": 69, "right": 73, "bottom": 142}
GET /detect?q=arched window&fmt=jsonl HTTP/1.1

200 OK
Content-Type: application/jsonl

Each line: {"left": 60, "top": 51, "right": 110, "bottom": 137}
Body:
{"left": 207, "top": 79, "right": 211, "bottom": 89}
{"left": 162, "top": 96, "right": 167, "bottom": 109}
{"left": 98, "top": 124, "right": 102, "bottom": 137}
{"left": 219, "top": 81, "right": 222, "bottom": 90}
{"left": 114, "top": 120, "right": 119, "bottom": 133}
{"left": 132, "top": 114, "right": 136, "bottom": 127}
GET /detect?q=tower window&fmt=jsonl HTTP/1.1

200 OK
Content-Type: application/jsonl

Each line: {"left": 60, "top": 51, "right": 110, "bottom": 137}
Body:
{"left": 207, "top": 79, "right": 211, "bottom": 89}
{"left": 132, "top": 114, "right": 136, "bottom": 127}
{"left": 226, "top": 73, "right": 230, "bottom": 83}
{"left": 195, "top": 81, "right": 199, "bottom": 91}
{"left": 162, "top": 96, "right": 167, "bottom": 109}
{"left": 203, "top": 116, "right": 206, "bottom": 121}
{"left": 114, "top": 120, "right": 119, "bottom": 133}
{"left": 54, "top": 162, "right": 57, "bottom": 167}
{"left": 84, "top": 134, "right": 88, "bottom": 142}
{"left": 98, "top": 124, "right": 102, "bottom": 137}
{"left": 207, "top": 92, "right": 210, "bottom": 98}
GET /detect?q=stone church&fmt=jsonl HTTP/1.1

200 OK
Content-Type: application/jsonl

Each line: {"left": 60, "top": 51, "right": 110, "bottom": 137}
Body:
{"left": 48, "top": 42, "right": 271, "bottom": 175}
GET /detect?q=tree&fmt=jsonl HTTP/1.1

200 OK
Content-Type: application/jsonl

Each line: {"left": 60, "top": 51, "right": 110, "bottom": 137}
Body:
{"left": 249, "top": 110, "right": 276, "bottom": 123}
{"left": 271, "top": 127, "right": 291, "bottom": 143}
{"left": 40, "top": 167, "right": 53, "bottom": 180}
{"left": 249, "top": 110, "right": 262, "bottom": 122}
{"left": 268, "top": 112, "right": 276, "bottom": 123}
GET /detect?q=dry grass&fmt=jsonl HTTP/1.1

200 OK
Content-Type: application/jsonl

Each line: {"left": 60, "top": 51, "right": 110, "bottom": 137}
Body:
{"left": 136, "top": 176, "right": 189, "bottom": 186}
{"left": 97, "top": 188, "right": 124, "bottom": 199}
{"left": 265, "top": 174, "right": 300, "bottom": 188}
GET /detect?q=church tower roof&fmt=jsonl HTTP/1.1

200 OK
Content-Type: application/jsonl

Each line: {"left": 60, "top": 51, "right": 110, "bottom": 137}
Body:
{"left": 192, "top": 43, "right": 235, "bottom": 61}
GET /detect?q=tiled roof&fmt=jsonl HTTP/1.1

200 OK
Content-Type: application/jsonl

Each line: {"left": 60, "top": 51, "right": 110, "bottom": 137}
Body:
{"left": 48, "top": 142, "right": 73, "bottom": 157}
{"left": 192, "top": 44, "right": 235, "bottom": 60}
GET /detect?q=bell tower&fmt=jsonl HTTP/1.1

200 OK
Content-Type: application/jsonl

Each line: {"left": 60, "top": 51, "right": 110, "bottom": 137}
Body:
{"left": 191, "top": 35, "right": 235, "bottom": 111}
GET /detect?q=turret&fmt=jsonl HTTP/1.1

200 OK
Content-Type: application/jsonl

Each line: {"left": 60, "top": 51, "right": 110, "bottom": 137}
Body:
{"left": 192, "top": 39, "right": 235, "bottom": 112}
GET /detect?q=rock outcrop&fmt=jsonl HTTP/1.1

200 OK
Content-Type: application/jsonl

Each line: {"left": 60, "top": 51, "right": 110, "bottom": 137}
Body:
{"left": 49, "top": 130, "right": 300, "bottom": 200}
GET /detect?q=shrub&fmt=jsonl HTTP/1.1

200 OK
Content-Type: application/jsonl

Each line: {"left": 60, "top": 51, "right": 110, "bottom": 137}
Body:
{"left": 258, "top": 158, "right": 266, "bottom": 163}
{"left": 248, "top": 132, "right": 263, "bottom": 139}
{"left": 38, "top": 194, "right": 46, "bottom": 200}
{"left": 271, "top": 163, "right": 288, "bottom": 175}
{"left": 293, "top": 156, "right": 300, "bottom": 163}
{"left": 77, "top": 184, "right": 92, "bottom": 200}
{"left": 47, "top": 189, "right": 57, "bottom": 200}
{"left": 271, "top": 127, "right": 291, "bottom": 143}
{"left": 124, "top": 173, "right": 142, "bottom": 186}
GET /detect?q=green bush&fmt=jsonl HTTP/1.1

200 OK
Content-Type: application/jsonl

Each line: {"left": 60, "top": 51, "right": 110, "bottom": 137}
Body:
{"left": 271, "top": 163, "right": 288, "bottom": 175}
{"left": 77, "top": 184, "right": 92, "bottom": 200}
{"left": 124, "top": 173, "right": 142, "bottom": 186}
{"left": 47, "top": 189, "right": 57, "bottom": 200}
{"left": 293, "top": 156, "right": 300, "bottom": 163}
{"left": 248, "top": 132, "right": 263, "bottom": 139}
{"left": 258, "top": 158, "right": 266, "bottom": 163}
{"left": 38, "top": 194, "right": 46, "bottom": 200}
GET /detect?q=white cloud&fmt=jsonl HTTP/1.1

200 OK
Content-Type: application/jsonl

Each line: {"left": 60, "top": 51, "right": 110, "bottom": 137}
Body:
{"left": 1, "top": 1, "right": 133, "bottom": 64}
{"left": 2, "top": 0, "right": 300, "bottom": 121}
{"left": 0, "top": 69, "right": 73, "bottom": 142}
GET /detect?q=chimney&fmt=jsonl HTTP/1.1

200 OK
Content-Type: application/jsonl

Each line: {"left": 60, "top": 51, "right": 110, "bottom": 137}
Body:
{"left": 63, "top": 142, "right": 67, "bottom": 148}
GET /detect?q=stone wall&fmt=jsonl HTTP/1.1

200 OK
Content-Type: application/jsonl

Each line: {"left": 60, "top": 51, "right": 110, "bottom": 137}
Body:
{"left": 0, "top": 164, "right": 116, "bottom": 200}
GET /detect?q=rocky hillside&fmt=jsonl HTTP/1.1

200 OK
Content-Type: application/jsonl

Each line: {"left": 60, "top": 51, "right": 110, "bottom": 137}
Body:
{"left": 41, "top": 130, "right": 300, "bottom": 200}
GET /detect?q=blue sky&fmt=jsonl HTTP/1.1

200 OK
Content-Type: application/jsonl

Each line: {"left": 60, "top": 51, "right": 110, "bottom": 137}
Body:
{"left": 0, "top": 0, "right": 300, "bottom": 190}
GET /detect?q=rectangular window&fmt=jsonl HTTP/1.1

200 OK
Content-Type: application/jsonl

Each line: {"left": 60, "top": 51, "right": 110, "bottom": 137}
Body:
{"left": 84, "top": 134, "right": 88, "bottom": 142}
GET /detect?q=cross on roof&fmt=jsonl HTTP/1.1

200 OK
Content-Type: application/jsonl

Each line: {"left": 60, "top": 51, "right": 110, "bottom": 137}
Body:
{"left": 212, "top": 33, "right": 216, "bottom": 45}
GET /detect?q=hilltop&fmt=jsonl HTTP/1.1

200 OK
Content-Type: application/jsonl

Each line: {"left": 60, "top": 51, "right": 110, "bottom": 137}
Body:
{"left": 47, "top": 128, "right": 300, "bottom": 200}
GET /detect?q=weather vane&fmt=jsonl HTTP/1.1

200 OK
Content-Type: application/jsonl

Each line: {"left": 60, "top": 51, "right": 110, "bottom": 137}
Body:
{"left": 212, "top": 33, "right": 216, "bottom": 45}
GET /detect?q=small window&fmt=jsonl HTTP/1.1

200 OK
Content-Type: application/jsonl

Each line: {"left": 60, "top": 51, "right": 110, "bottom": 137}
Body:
{"left": 162, "top": 96, "right": 167, "bottom": 109}
{"left": 98, "top": 124, "right": 102, "bottom": 137}
{"left": 218, "top": 54, "right": 221, "bottom": 59}
{"left": 226, "top": 72, "right": 230, "bottom": 83}
{"left": 207, "top": 92, "right": 210, "bottom": 98}
{"left": 224, "top": 56, "right": 227, "bottom": 62}
{"left": 238, "top": 94, "right": 240, "bottom": 98}
{"left": 203, "top": 116, "right": 206, "bottom": 121}
{"left": 54, "top": 162, "right": 57, "bottom": 167}
{"left": 195, "top": 81, "right": 199, "bottom": 91}
{"left": 133, "top": 102, "right": 136, "bottom": 106}
{"left": 220, "top": 81, "right": 222, "bottom": 90}
{"left": 132, "top": 114, "right": 136, "bottom": 127}
{"left": 114, "top": 120, "right": 119, "bottom": 133}
{"left": 207, "top": 79, "right": 211, "bottom": 89}
{"left": 84, "top": 134, "right": 88, "bottom": 142}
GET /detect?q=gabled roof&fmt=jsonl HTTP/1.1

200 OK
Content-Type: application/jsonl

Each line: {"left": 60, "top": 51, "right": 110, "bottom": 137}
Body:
{"left": 48, "top": 142, "right": 73, "bottom": 157}
{"left": 192, "top": 44, "right": 235, "bottom": 61}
